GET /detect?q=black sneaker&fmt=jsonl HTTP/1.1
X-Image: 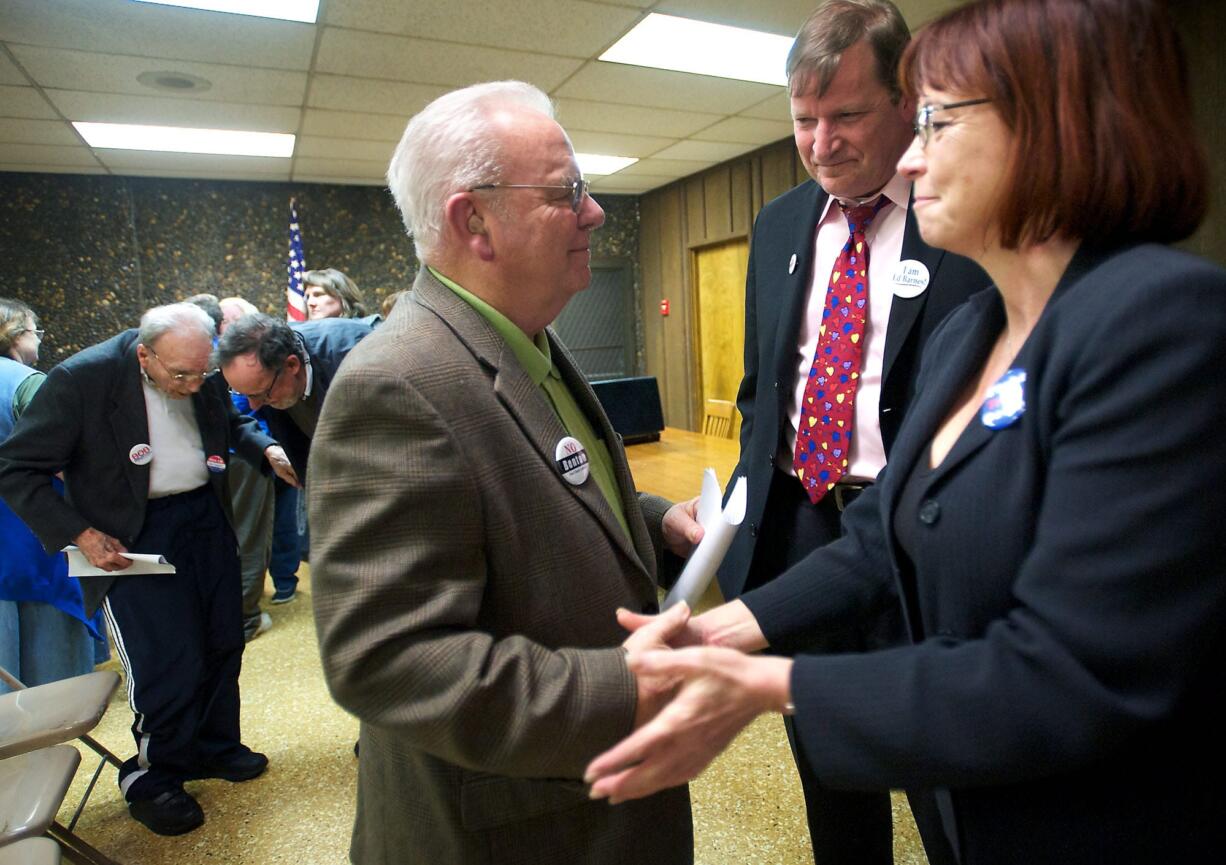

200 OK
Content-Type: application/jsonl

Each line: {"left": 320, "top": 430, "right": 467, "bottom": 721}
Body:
{"left": 190, "top": 749, "right": 269, "bottom": 782}
{"left": 270, "top": 586, "right": 297, "bottom": 604}
{"left": 129, "top": 789, "right": 204, "bottom": 836}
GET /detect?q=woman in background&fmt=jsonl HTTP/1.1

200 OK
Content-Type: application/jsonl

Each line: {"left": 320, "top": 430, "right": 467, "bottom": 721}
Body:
{"left": 304, "top": 268, "right": 368, "bottom": 319}
{"left": 0, "top": 297, "right": 104, "bottom": 690}
{"left": 586, "top": 1, "right": 1226, "bottom": 862}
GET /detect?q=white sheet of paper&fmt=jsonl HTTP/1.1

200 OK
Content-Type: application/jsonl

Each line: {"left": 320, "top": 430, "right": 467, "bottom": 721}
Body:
{"left": 662, "top": 469, "right": 747, "bottom": 610}
{"left": 63, "top": 546, "right": 176, "bottom": 578}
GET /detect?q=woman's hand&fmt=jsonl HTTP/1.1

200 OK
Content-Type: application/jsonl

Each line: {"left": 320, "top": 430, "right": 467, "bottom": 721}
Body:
{"left": 585, "top": 647, "right": 793, "bottom": 803}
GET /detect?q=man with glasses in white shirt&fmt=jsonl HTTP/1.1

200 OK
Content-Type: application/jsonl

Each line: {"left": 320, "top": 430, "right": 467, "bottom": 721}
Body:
{"left": 0, "top": 302, "right": 295, "bottom": 836}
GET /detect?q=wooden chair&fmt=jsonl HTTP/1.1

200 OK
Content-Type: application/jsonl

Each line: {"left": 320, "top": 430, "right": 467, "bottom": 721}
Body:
{"left": 702, "top": 399, "right": 735, "bottom": 439}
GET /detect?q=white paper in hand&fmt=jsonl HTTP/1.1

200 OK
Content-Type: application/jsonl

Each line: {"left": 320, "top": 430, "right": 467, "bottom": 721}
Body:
{"left": 663, "top": 469, "right": 747, "bottom": 610}
{"left": 63, "top": 546, "right": 177, "bottom": 578}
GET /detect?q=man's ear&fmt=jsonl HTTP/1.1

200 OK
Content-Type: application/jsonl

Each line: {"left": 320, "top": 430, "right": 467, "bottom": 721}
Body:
{"left": 444, "top": 194, "right": 495, "bottom": 262}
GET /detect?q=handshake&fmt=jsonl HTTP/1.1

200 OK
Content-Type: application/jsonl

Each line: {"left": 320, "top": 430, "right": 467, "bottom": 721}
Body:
{"left": 586, "top": 597, "right": 794, "bottom": 805}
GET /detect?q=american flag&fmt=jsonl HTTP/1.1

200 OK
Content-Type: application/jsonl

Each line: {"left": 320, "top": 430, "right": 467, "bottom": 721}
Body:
{"left": 286, "top": 198, "right": 307, "bottom": 321}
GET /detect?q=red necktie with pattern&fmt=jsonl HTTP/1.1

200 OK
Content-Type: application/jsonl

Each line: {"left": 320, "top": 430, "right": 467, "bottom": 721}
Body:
{"left": 794, "top": 197, "right": 891, "bottom": 504}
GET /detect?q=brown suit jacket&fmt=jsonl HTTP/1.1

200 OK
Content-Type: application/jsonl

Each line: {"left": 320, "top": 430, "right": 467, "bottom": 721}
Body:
{"left": 309, "top": 269, "right": 692, "bottom": 865}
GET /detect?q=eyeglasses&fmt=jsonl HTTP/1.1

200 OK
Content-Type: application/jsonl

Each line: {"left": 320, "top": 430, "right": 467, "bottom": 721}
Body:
{"left": 145, "top": 345, "right": 219, "bottom": 383}
{"left": 229, "top": 364, "right": 282, "bottom": 402}
{"left": 24, "top": 328, "right": 45, "bottom": 340}
{"left": 914, "top": 98, "right": 993, "bottom": 147}
{"left": 469, "top": 178, "right": 591, "bottom": 213}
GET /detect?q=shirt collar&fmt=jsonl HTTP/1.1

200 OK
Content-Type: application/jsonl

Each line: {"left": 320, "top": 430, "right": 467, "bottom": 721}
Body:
{"left": 818, "top": 171, "right": 912, "bottom": 226}
{"left": 428, "top": 266, "right": 553, "bottom": 386}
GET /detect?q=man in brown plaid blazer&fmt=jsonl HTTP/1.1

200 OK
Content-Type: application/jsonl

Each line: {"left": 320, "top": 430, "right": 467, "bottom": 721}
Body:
{"left": 308, "top": 81, "right": 699, "bottom": 865}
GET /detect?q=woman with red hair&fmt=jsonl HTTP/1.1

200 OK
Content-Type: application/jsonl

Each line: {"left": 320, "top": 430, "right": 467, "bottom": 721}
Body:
{"left": 586, "top": 2, "right": 1226, "bottom": 862}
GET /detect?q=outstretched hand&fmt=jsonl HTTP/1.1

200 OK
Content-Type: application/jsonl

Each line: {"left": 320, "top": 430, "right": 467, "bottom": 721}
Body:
{"left": 622, "top": 601, "right": 691, "bottom": 728}
{"left": 586, "top": 647, "right": 793, "bottom": 803}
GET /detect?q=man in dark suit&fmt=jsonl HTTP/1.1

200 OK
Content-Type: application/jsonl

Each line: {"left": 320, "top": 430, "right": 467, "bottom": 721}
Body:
{"left": 0, "top": 303, "right": 297, "bottom": 836}
{"left": 716, "top": 2, "right": 988, "bottom": 862}
{"left": 216, "top": 314, "right": 372, "bottom": 603}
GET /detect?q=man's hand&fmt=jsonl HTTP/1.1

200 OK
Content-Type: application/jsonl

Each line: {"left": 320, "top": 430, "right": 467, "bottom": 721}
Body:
{"left": 74, "top": 527, "right": 132, "bottom": 571}
{"left": 264, "top": 445, "right": 300, "bottom": 487}
{"left": 617, "top": 599, "right": 769, "bottom": 653}
{"left": 587, "top": 647, "right": 793, "bottom": 803}
{"left": 661, "top": 496, "right": 702, "bottom": 557}
{"left": 622, "top": 601, "right": 691, "bottom": 728}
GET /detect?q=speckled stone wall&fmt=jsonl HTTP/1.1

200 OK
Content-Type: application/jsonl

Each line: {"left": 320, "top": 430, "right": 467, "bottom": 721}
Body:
{"left": 0, "top": 171, "right": 642, "bottom": 371}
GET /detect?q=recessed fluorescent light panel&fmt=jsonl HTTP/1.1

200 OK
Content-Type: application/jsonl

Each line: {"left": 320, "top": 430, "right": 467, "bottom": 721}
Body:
{"left": 73, "top": 122, "right": 295, "bottom": 158}
{"left": 600, "top": 13, "right": 792, "bottom": 87}
{"left": 576, "top": 153, "right": 638, "bottom": 176}
{"left": 131, "top": 0, "right": 320, "bottom": 24}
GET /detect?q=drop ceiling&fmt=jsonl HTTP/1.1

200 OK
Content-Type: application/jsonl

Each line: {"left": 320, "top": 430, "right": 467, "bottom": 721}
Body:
{"left": 0, "top": 0, "right": 957, "bottom": 194}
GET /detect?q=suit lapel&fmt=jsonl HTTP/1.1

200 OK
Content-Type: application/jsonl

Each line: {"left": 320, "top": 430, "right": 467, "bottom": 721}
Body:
{"left": 770, "top": 183, "right": 828, "bottom": 390}
{"left": 111, "top": 343, "right": 151, "bottom": 509}
{"left": 548, "top": 332, "right": 656, "bottom": 577}
{"left": 413, "top": 272, "right": 652, "bottom": 578}
{"left": 192, "top": 379, "right": 230, "bottom": 500}
{"left": 881, "top": 196, "right": 947, "bottom": 386}
{"left": 882, "top": 292, "right": 1003, "bottom": 508}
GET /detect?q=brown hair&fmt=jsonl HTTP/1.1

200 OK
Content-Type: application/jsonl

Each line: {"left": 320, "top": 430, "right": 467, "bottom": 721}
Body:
{"left": 901, "top": 0, "right": 1207, "bottom": 249}
{"left": 0, "top": 297, "right": 37, "bottom": 359}
{"left": 787, "top": 0, "right": 911, "bottom": 101}
{"left": 303, "top": 268, "right": 367, "bottom": 318}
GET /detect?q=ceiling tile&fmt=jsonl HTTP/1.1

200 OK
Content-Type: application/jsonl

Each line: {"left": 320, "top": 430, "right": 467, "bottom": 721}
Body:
{"left": 0, "top": 118, "right": 80, "bottom": 146}
{"left": 11, "top": 45, "right": 308, "bottom": 107}
{"left": 654, "top": 0, "right": 811, "bottom": 35}
{"left": 567, "top": 129, "right": 675, "bottom": 158}
{"left": 323, "top": 0, "right": 641, "bottom": 58}
{"left": 308, "top": 75, "right": 449, "bottom": 117}
{"left": 296, "top": 136, "right": 394, "bottom": 162}
{"left": 0, "top": 50, "right": 29, "bottom": 85}
{"left": 113, "top": 167, "right": 292, "bottom": 181}
{"left": 316, "top": 28, "right": 583, "bottom": 91}
{"left": 0, "top": 0, "right": 315, "bottom": 71}
{"left": 650, "top": 139, "right": 756, "bottom": 161}
{"left": 591, "top": 173, "right": 674, "bottom": 193}
{"left": 96, "top": 149, "right": 291, "bottom": 174}
{"left": 301, "top": 109, "right": 407, "bottom": 142}
{"left": 292, "top": 173, "right": 387, "bottom": 187}
{"left": 0, "top": 86, "right": 60, "bottom": 120}
{"left": 691, "top": 115, "right": 792, "bottom": 145}
{"left": 43, "top": 90, "right": 301, "bottom": 132}
{"left": 0, "top": 142, "right": 101, "bottom": 167}
{"left": 617, "top": 157, "right": 717, "bottom": 178}
{"left": 554, "top": 98, "right": 721, "bottom": 138}
{"left": 737, "top": 91, "right": 791, "bottom": 121}
{"left": 1, "top": 163, "right": 108, "bottom": 175}
{"left": 556, "top": 62, "right": 781, "bottom": 114}
{"left": 292, "top": 157, "right": 387, "bottom": 178}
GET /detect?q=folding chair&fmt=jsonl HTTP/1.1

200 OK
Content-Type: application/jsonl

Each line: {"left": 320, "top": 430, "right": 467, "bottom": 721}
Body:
{"left": 0, "top": 836, "right": 62, "bottom": 865}
{"left": 0, "top": 668, "right": 123, "bottom": 865}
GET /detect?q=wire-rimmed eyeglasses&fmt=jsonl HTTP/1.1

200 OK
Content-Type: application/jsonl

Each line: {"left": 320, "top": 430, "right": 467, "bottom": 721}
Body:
{"left": 914, "top": 98, "right": 992, "bottom": 147}
{"left": 145, "top": 345, "right": 219, "bottom": 383}
{"left": 469, "top": 178, "right": 591, "bottom": 213}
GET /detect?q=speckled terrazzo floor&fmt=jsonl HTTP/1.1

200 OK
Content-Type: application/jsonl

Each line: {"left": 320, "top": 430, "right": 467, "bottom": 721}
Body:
{"left": 54, "top": 568, "right": 929, "bottom": 865}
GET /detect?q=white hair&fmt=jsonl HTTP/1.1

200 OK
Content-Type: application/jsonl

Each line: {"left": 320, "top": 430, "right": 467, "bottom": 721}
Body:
{"left": 386, "top": 80, "right": 555, "bottom": 263}
{"left": 138, "top": 302, "right": 215, "bottom": 347}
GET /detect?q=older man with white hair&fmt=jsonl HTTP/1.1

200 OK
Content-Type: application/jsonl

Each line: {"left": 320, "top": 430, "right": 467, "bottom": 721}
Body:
{"left": 308, "top": 81, "right": 699, "bottom": 865}
{"left": 0, "top": 302, "right": 296, "bottom": 836}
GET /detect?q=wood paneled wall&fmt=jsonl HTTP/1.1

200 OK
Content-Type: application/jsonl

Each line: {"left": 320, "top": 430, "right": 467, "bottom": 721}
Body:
{"left": 639, "top": 138, "right": 805, "bottom": 430}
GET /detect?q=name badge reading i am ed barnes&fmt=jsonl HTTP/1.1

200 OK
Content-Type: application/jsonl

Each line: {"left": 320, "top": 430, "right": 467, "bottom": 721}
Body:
{"left": 555, "top": 436, "right": 590, "bottom": 486}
